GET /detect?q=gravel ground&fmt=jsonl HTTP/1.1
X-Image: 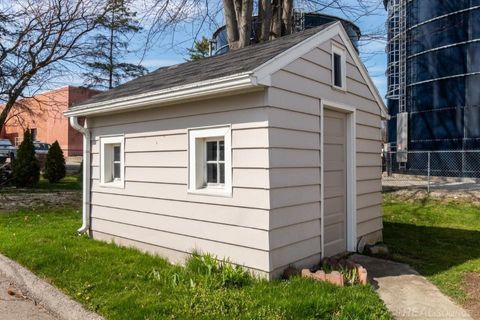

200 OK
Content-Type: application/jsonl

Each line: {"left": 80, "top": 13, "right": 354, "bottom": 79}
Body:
{"left": 383, "top": 187, "right": 480, "bottom": 204}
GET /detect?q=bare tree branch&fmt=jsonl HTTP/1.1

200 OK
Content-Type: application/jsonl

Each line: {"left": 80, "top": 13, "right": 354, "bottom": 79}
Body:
{"left": 0, "top": 0, "right": 108, "bottom": 132}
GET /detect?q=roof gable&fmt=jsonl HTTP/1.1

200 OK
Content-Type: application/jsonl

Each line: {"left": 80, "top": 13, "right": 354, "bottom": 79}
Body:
{"left": 251, "top": 22, "right": 388, "bottom": 118}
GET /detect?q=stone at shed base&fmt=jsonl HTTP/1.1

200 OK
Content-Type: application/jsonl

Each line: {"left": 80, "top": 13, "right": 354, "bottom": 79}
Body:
{"left": 301, "top": 269, "right": 314, "bottom": 279}
{"left": 356, "top": 265, "right": 368, "bottom": 285}
{"left": 366, "top": 243, "right": 389, "bottom": 255}
{"left": 301, "top": 269, "right": 344, "bottom": 286}
{"left": 313, "top": 270, "right": 326, "bottom": 281}
{"left": 326, "top": 271, "right": 344, "bottom": 287}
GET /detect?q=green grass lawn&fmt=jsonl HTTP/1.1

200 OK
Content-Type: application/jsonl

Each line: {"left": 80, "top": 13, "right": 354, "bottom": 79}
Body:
{"left": 383, "top": 195, "right": 480, "bottom": 302}
{"left": 0, "top": 208, "right": 390, "bottom": 320}
{"left": 36, "top": 174, "right": 81, "bottom": 191}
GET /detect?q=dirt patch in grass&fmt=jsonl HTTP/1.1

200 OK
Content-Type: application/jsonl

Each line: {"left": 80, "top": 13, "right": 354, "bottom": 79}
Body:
{"left": 463, "top": 272, "right": 480, "bottom": 319}
{"left": 384, "top": 188, "right": 480, "bottom": 205}
{"left": 0, "top": 191, "right": 81, "bottom": 212}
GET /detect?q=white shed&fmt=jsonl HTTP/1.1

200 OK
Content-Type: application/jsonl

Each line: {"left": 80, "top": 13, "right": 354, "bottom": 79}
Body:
{"left": 66, "top": 22, "right": 388, "bottom": 279}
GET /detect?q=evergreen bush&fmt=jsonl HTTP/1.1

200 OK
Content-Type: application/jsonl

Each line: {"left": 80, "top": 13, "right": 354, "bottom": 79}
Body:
{"left": 12, "top": 129, "right": 40, "bottom": 187}
{"left": 44, "top": 140, "right": 66, "bottom": 183}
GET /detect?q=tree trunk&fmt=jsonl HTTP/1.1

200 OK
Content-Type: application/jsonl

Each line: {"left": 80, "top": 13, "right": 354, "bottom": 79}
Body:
{"left": 0, "top": 104, "right": 12, "bottom": 135}
{"left": 233, "top": 0, "right": 242, "bottom": 29}
{"left": 108, "top": 7, "right": 115, "bottom": 89}
{"left": 238, "top": 0, "right": 253, "bottom": 47}
{"left": 0, "top": 93, "right": 21, "bottom": 135}
{"left": 257, "top": 0, "right": 272, "bottom": 42}
{"left": 271, "top": 0, "right": 282, "bottom": 39}
{"left": 224, "top": 0, "right": 292, "bottom": 48}
{"left": 223, "top": 0, "right": 239, "bottom": 49}
{"left": 281, "top": 0, "right": 293, "bottom": 36}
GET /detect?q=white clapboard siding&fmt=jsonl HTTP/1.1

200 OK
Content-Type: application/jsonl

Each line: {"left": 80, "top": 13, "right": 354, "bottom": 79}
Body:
{"left": 270, "top": 220, "right": 321, "bottom": 250}
{"left": 269, "top": 168, "right": 320, "bottom": 188}
{"left": 269, "top": 128, "right": 320, "bottom": 150}
{"left": 90, "top": 192, "right": 270, "bottom": 230}
{"left": 270, "top": 237, "right": 321, "bottom": 271}
{"left": 90, "top": 107, "right": 269, "bottom": 137}
{"left": 266, "top": 37, "right": 383, "bottom": 271}
{"left": 91, "top": 219, "right": 270, "bottom": 271}
{"left": 91, "top": 180, "right": 271, "bottom": 209}
{"left": 270, "top": 202, "right": 321, "bottom": 230}
{"left": 92, "top": 206, "right": 269, "bottom": 250}
{"left": 87, "top": 90, "right": 274, "bottom": 273}
{"left": 90, "top": 90, "right": 266, "bottom": 128}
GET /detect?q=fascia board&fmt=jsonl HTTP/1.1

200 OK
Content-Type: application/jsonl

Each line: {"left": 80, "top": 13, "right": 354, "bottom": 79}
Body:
{"left": 64, "top": 73, "right": 256, "bottom": 117}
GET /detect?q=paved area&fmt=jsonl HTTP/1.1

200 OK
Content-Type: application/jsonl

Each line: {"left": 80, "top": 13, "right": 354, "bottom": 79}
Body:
{"left": 0, "top": 274, "right": 56, "bottom": 320}
{"left": 66, "top": 156, "right": 82, "bottom": 174}
{"left": 351, "top": 254, "right": 473, "bottom": 320}
{"left": 0, "top": 253, "right": 103, "bottom": 320}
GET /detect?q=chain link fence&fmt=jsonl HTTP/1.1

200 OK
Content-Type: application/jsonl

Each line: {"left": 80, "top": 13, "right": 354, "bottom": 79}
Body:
{"left": 383, "top": 150, "right": 480, "bottom": 192}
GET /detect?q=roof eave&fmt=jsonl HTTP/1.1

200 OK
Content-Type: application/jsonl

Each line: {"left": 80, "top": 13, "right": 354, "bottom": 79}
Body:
{"left": 64, "top": 72, "right": 258, "bottom": 117}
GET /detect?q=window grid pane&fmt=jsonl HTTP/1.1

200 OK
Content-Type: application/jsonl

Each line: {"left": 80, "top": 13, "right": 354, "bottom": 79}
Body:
{"left": 219, "top": 141, "right": 224, "bottom": 161}
{"left": 113, "top": 145, "right": 120, "bottom": 161}
{"left": 207, "top": 163, "right": 217, "bottom": 183}
{"left": 206, "top": 141, "right": 217, "bottom": 161}
{"left": 205, "top": 139, "right": 225, "bottom": 185}
{"left": 219, "top": 163, "right": 225, "bottom": 183}
{"left": 334, "top": 53, "right": 342, "bottom": 87}
{"left": 113, "top": 163, "right": 121, "bottom": 179}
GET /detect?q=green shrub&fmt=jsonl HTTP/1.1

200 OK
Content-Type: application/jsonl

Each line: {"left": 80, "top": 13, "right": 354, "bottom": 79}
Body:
{"left": 12, "top": 129, "right": 40, "bottom": 187}
{"left": 44, "top": 141, "right": 66, "bottom": 183}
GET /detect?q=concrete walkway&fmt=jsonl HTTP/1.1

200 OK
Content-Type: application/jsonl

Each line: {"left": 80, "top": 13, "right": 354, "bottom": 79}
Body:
{"left": 0, "top": 274, "right": 56, "bottom": 320}
{"left": 351, "top": 254, "right": 473, "bottom": 320}
{"left": 0, "top": 253, "right": 103, "bottom": 320}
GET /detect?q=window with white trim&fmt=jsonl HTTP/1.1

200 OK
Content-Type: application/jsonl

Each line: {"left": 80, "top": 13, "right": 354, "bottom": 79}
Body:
{"left": 332, "top": 44, "right": 347, "bottom": 91}
{"left": 100, "top": 136, "right": 124, "bottom": 188}
{"left": 188, "top": 126, "right": 231, "bottom": 196}
{"left": 205, "top": 139, "right": 225, "bottom": 185}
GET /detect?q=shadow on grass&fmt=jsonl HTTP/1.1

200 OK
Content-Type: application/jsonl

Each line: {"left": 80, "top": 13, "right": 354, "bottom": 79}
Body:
{"left": 383, "top": 222, "right": 480, "bottom": 277}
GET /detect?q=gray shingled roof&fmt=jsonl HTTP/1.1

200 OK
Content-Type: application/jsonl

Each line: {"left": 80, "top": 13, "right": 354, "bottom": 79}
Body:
{"left": 75, "top": 23, "right": 334, "bottom": 107}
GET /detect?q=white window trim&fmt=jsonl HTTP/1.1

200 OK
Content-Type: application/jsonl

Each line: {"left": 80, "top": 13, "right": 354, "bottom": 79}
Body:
{"left": 188, "top": 125, "right": 232, "bottom": 197}
{"left": 99, "top": 135, "right": 125, "bottom": 189}
{"left": 331, "top": 43, "right": 347, "bottom": 91}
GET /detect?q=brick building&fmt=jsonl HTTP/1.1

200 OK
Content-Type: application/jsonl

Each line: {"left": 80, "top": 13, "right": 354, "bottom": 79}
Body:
{"left": 1, "top": 86, "right": 99, "bottom": 156}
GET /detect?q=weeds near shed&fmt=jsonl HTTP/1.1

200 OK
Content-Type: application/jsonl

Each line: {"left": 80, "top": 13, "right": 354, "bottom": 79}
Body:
{"left": 185, "top": 252, "right": 252, "bottom": 288}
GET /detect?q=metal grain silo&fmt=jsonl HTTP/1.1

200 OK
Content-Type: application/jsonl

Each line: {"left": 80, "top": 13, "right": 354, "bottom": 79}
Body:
{"left": 386, "top": 0, "right": 480, "bottom": 155}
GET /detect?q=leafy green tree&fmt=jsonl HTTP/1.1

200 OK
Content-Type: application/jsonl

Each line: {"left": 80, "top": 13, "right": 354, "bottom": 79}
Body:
{"left": 187, "top": 36, "right": 210, "bottom": 61}
{"left": 83, "top": 0, "right": 147, "bottom": 89}
{"left": 44, "top": 141, "right": 66, "bottom": 183}
{"left": 12, "top": 129, "right": 40, "bottom": 187}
